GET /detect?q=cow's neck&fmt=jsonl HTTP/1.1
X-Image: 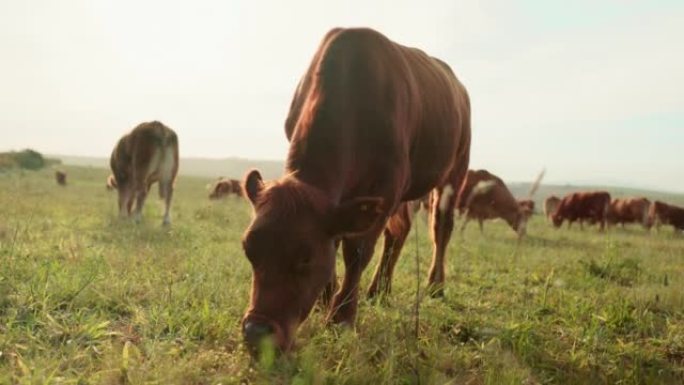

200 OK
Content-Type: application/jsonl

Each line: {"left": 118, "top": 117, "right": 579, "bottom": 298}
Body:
{"left": 285, "top": 124, "right": 353, "bottom": 204}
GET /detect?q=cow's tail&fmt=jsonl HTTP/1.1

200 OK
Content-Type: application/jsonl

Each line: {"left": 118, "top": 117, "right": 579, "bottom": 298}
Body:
{"left": 152, "top": 126, "right": 178, "bottom": 200}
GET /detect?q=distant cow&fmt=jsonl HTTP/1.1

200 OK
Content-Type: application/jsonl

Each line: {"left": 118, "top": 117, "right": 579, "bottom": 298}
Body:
{"left": 552, "top": 191, "right": 611, "bottom": 231}
{"left": 209, "top": 178, "right": 243, "bottom": 199}
{"left": 109, "top": 121, "right": 179, "bottom": 225}
{"left": 649, "top": 200, "right": 684, "bottom": 232}
{"left": 55, "top": 170, "right": 67, "bottom": 186}
{"left": 456, "top": 169, "right": 531, "bottom": 237}
{"left": 517, "top": 199, "right": 535, "bottom": 213}
{"left": 606, "top": 197, "right": 651, "bottom": 229}
{"left": 544, "top": 195, "right": 561, "bottom": 222}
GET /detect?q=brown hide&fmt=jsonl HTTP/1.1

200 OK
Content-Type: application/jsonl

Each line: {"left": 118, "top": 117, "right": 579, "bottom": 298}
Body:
{"left": 552, "top": 191, "right": 611, "bottom": 231}
{"left": 110, "top": 121, "right": 179, "bottom": 225}
{"left": 209, "top": 179, "right": 243, "bottom": 199}
{"left": 650, "top": 200, "right": 684, "bottom": 231}
{"left": 241, "top": 28, "right": 471, "bottom": 353}
{"left": 517, "top": 199, "right": 535, "bottom": 213}
{"left": 606, "top": 197, "right": 651, "bottom": 228}
{"left": 55, "top": 171, "right": 67, "bottom": 186}
{"left": 455, "top": 169, "right": 528, "bottom": 236}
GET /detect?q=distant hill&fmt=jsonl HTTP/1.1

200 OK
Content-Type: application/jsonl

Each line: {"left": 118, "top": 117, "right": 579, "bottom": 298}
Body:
{"left": 53, "top": 154, "right": 684, "bottom": 205}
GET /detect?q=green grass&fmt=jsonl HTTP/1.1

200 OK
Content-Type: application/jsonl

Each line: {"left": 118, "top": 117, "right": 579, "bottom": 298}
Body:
{"left": 1, "top": 166, "right": 683, "bottom": 384}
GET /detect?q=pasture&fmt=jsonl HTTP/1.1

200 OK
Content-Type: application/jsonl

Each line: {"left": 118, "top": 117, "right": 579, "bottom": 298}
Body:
{"left": 1, "top": 166, "right": 683, "bottom": 384}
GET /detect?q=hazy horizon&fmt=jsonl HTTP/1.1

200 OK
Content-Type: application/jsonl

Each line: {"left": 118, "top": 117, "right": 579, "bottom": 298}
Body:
{"left": 1, "top": 1, "right": 683, "bottom": 192}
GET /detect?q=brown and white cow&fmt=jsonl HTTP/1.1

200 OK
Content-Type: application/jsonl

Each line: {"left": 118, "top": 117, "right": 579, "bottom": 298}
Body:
{"left": 55, "top": 170, "right": 67, "bottom": 186}
{"left": 606, "top": 197, "right": 651, "bottom": 229}
{"left": 455, "top": 169, "right": 531, "bottom": 238}
{"left": 109, "top": 121, "right": 179, "bottom": 226}
{"left": 240, "top": 28, "right": 471, "bottom": 353}
{"left": 649, "top": 200, "right": 684, "bottom": 232}
{"left": 544, "top": 195, "right": 561, "bottom": 222}
{"left": 209, "top": 178, "right": 243, "bottom": 199}
{"left": 551, "top": 191, "right": 611, "bottom": 231}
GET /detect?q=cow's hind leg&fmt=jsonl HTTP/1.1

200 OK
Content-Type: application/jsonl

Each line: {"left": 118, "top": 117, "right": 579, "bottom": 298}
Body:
{"left": 118, "top": 186, "right": 133, "bottom": 218}
{"left": 328, "top": 225, "right": 384, "bottom": 326}
{"left": 428, "top": 184, "right": 458, "bottom": 298}
{"left": 368, "top": 204, "right": 412, "bottom": 300}
{"left": 133, "top": 186, "right": 148, "bottom": 223}
{"left": 161, "top": 181, "right": 174, "bottom": 226}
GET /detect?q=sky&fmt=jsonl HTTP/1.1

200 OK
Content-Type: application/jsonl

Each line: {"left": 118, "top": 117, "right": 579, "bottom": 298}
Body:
{"left": 1, "top": 0, "right": 683, "bottom": 192}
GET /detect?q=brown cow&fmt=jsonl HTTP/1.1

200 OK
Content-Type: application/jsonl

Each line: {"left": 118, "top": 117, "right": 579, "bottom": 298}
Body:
{"left": 209, "top": 178, "right": 243, "bottom": 199}
{"left": 240, "top": 28, "right": 470, "bottom": 353}
{"left": 55, "top": 170, "right": 67, "bottom": 186}
{"left": 551, "top": 191, "right": 611, "bottom": 231}
{"left": 544, "top": 195, "right": 561, "bottom": 222}
{"left": 649, "top": 200, "right": 684, "bottom": 232}
{"left": 456, "top": 169, "right": 531, "bottom": 237}
{"left": 109, "top": 121, "right": 179, "bottom": 226}
{"left": 606, "top": 197, "right": 651, "bottom": 229}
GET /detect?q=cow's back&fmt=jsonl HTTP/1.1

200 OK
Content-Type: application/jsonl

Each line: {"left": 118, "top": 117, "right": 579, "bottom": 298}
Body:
{"left": 399, "top": 46, "right": 471, "bottom": 199}
{"left": 559, "top": 191, "right": 610, "bottom": 220}
{"left": 110, "top": 121, "right": 179, "bottom": 188}
{"left": 457, "top": 169, "right": 518, "bottom": 220}
{"left": 284, "top": 28, "right": 470, "bottom": 210}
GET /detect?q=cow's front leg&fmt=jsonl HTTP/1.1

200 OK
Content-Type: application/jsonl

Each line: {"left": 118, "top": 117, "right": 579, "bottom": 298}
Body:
{"left": 328, "top": 226, "right": 384, "bottom": 325}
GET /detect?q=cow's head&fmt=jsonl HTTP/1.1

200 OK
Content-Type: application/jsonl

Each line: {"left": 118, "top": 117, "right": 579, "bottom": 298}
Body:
{"left": 209, "top": 181, "right": 227, "bottom": 199}
{"left": 240, "top": 170, "right": 384, "bottom": 354}
{"left": 516, "top": 205, "right": 533, "bottom": 237}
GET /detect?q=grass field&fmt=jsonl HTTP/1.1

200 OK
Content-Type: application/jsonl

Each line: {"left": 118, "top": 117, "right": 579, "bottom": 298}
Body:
{"left": 1, "top": 166, "right": 683, "bottom": 384}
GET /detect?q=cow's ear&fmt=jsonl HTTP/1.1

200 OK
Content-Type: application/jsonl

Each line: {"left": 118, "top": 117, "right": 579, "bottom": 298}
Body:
{"left": 328, "top": 197, "right": 385, "bottom": 238}
{"left": 243, "top": 169, "right": 264, "bottom": 206}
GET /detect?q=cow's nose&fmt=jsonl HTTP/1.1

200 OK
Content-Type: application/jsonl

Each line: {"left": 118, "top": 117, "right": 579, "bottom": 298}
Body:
{"left": 243, "top": 321, "right": 274, "bottom": 350}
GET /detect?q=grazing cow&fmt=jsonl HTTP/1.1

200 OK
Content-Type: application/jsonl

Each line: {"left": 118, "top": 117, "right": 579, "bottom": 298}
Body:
{"left": 240, "top": 28, "right": 471, "bottom": 353}
{"left": 606, "top": 197, "right": 651, "bottom": 229}
{"left": 649, "top": 200, "right": 684, "bottom": 232}
{"left": 551, "top": 191, "right": 611, "bottom": 231}
{"left": 209, "top": 178, "right": 243, "bottom": 199}
{"left": 456, "top": 169, "right": 531, "bottom": 237}
{"left": 517, "top": 199, "right": 535, "bottom": 214}
{"left": 544, "top": 195, "right": 561, "bottom": 222}
{"left": 109, "top": 121, "right": 179, "bottom": 225}
{"left": 55, "top": 170, "right": 67, "bottom": 186}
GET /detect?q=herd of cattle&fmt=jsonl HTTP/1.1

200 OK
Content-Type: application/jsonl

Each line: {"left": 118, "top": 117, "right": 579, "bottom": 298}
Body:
{"left": 54, "top": 162, "right": 684, "bottom": 236}
{"left": 48, "top": 27, "right": 683, "bottom": 355}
